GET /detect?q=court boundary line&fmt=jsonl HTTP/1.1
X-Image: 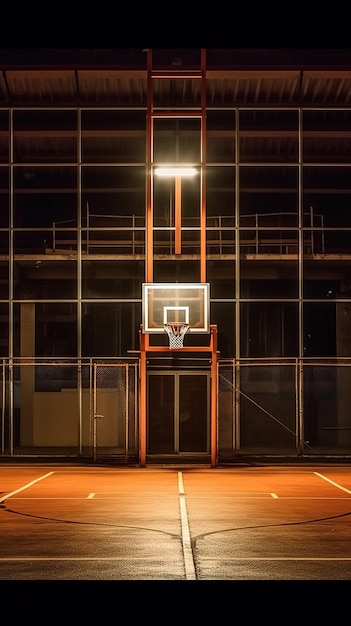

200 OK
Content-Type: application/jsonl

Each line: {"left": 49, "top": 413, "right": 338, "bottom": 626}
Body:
{"left": 0, "top": 472, "right": 54, "bottom": 504}
{"left": 314, "top": 471, "right": 351, "bottom": 494}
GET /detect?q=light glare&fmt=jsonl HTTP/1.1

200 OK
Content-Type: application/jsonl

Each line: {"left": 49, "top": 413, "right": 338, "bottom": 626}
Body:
{"left": 154, "top": 166, "right": 197, "bottom": 178}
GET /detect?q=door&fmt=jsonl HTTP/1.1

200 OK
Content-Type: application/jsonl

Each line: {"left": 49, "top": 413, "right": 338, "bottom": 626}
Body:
{"left": 147, "top": 371, "right": 210, "bottom": 455}
{"left": 93, "top": 363, "right": 139, "bottom": 462}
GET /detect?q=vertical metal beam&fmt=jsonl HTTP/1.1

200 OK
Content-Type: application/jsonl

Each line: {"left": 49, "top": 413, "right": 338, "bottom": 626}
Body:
{"left": 1, "top": 361, "right": 5, "bottom": 454}
{"left": 9, "top": 108, "right": 14, "bottom": 454}
{"left": 93, "top": 363, "right": 97, "bottom": 463}
{"left": 200, "top": 48, "right": 207, "bottom": 283}
{"left": 295, "top": 358, "right": 301, "bottom": 450}
{"left": 142, "top": 49, "right": 153, "bottom": 466}
{"left": 234, "top": 107, "right": 241, "bottom": 453}
{"left": 146, "top": 50, "right": 153, "bottom": 283}
{"left": 77, "top": 107, "right": 83, "bottom": 455}
{"left": 298, "top": 107, "right": 304, "bottom": 453}
{"left": 210, "top": 324, "right": 218, "bottom": 467}
{"left": 89, "top": 359, "right": 93, "bottom": 458}
{"left": 139, "top": 329, "right": 147, "bottom": 467}
{"left": 175, "top": 177, "right": 182, "bottom": 254}
{"left": 125, "top": 364, "right": 129, "bottom": 463}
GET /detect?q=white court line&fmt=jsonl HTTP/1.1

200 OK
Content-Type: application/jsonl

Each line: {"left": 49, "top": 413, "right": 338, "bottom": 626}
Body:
{"left": 178, "top": 472, "right": 196, "bottom": 580}
{"left": 0, "top": 556, "right": 189, "bottom": 562}
{"left": 0, "top": 472, "right": 54, "bottom": 504}
{"left": 7, "top": 496, "right": 351, "bottom": 501}
{"left": 6, "top": 497, "right": 100, "bottom": 500}
{"left": 193, "top": 557, "right": 351, "bottom": 562}
{"left": 1, "top": 556, "right": 351, "bottom": 563}
{"left": 314, "top": 472, "right": 351, "bottom": 494}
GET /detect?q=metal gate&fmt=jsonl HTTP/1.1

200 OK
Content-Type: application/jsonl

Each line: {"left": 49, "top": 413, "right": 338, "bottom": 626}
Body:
{"left": 93, "top": 362, "right": 139, "bottom": 463}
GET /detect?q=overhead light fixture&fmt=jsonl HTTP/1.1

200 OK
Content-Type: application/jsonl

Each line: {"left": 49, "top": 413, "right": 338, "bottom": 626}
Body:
{"left": 154, "top": 166, "right": 198, "bottom": 178}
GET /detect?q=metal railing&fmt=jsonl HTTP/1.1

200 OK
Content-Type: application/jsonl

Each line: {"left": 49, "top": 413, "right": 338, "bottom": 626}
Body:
{"left": 49, "top": 208, "right": 325, "bottom": 256}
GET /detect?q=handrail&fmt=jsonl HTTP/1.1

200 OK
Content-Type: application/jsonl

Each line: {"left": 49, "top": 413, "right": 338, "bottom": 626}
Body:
{"left": 50, "top": 208, "right": 326, "bottom": 254}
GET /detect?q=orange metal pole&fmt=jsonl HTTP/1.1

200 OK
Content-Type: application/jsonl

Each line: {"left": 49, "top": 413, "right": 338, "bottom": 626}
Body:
{"left": 146, "top": 49, "right": 153, "bottom": 283}
{"left": 200, "top": 48, "right": 207, "bottom": 284}
{"left": 210, "top": 324, "right": 218, "bottom": 467}
{"left": 175, "top": 176, "right": 181, "bottom": 254}
{"left": 141, "top": 50, "right": 153, "bottom": 465}
{"left": 139, "top": 329, "right": 147, "bottom": 467}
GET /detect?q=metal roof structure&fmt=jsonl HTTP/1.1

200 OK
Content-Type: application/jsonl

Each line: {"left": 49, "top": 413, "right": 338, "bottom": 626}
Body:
{"left": 1, "top": 48, "right": 351, "bottom": 107}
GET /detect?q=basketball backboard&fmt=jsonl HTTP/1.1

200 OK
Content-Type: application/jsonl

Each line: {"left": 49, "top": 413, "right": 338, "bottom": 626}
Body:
{"left": 142, "top": 283, "right": 210, "bottom": 333}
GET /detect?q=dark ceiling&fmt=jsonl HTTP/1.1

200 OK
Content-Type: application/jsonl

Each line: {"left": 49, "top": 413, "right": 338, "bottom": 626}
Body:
{"left": 1, "top": 49, "right": 351, "bottom": 108}
{"left": 1, "top": 49, "right": 351, "bottom": 165}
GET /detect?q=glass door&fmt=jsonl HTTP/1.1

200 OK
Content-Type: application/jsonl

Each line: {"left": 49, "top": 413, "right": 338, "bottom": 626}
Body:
{"left": 147, "top": 371, "right": 210, "bottom": 455}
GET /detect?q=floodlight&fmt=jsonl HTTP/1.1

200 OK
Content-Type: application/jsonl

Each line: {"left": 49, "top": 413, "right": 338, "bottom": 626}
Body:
{"left": 154, "top": 166, "right": 197, "bottom": 178}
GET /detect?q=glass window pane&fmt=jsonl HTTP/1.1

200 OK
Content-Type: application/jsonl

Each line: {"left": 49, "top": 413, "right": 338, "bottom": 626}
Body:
{"left": 13, "top": 302, "right": 77, "bottom": 358}
{"left": 81, "top": 110, "right": 146, "bottom": 163}
{"left": 13, "top": 166, "right": 77, "bottom": 227}
{"left": 239, "top": 166, "right": 298, "bottom": 223}
{"left": 82, "top": 165, "right": 145, "bottom": 218}
{"left": 207, "top": 110, "right": 235, "bottom": 163}
{"left": 82, "top": 260, "right": 144, "bottom": 298}
{"left": 303, "top": 110, "right": 351, "bottom": 163}
{"left": 241, "top": 302, "right": 298, "bottom": 357}
{"left": 81, "top": 302, "right": 141, "bottom": 357}
{"left": 35, "top": 302, "right": 77, "bottom": 357}
{"left": 239, "top": 110, "right": 299, "bottom": 163}
{"left": 13, "top": 109, "right": 77, "bottom": 163}
{"left": 0, "top": 110, "right": 9, "bottom": 163}
{"left": 153, "top": 260, "right": 200, "bottom": 284}
{"left": 13, "top": 260, "right": 77, "bottom": 300}
{"left": 241, "top": 261, "right": 298, "bottom": 298}
{"left": 0, "top": 166, "right": 9, "bottom": 229}
{"left": 207, "top": 166, "right": 235, "bottom": 219}
{"left": 207, "top": 260, "right": 235, "bottom": 298}
{"left": 13, "top": 165, "right": 77, "bottom": 253}
{"left": 153, "top": 118, "right": 201, "bottom": 163}
{"left": 304, "top": 302, "right": 338, "bottom": 356}
{"left": 211, "top": 302, "right": 236, "bottom": 358}
{"left": 0, "top": 302, "right": 9, "bottom": 356}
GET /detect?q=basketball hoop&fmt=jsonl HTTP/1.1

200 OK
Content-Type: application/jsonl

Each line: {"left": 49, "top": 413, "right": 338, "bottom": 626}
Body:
{"left": 164, "top": 322, "right": 190, "bottom": 349}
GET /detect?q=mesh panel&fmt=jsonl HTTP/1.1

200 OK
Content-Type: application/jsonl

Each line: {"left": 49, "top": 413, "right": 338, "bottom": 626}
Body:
{"left": 218, "top": 364, "right": 235, "bottom": 460}
{"left": 95, "top": 364, "right": 138, "bottom": 460}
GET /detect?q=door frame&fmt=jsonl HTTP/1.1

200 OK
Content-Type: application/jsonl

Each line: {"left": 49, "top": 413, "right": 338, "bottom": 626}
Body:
{"left": 147, "top": 370, "right": 211, "bottom": 457}
{"left": 139, "top": 324, "right": 218, "bottom": 466}
{"left": 93, "top": 362, "right": 139, "bottom": 463}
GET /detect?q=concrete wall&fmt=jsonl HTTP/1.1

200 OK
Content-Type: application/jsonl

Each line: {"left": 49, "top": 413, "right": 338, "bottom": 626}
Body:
{"left": 32, "top": 388, "right": 125, "bottom": 448}
{"left": 33, "top": 389, "right": 90, "bottom": 447}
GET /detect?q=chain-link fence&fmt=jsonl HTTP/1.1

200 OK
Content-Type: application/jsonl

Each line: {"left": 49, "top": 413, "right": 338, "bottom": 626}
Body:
{"left": 1, "top": 358, "right": 351, "bottom": 462}
{"left": 218, "top": 358, "right": 351, "bottom": 460}
{"left": 0, "top": 358, "right": 139, "bottom": 462}
{"left": 93, "top": 363, "right": 138, "bottom": 463}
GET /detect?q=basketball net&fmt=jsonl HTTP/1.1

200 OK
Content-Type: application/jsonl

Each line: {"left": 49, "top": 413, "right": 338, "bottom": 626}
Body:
{"left": 164, "top": 322, "right": 190, "bottom": 349}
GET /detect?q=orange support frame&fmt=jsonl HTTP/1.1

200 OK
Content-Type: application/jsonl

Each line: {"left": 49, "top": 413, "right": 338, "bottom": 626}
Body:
{"left": 139, "top": 330, "right": 147, "bottom": 467}
{"left": 145, "top": 49, "right": 207, "bottom": 281}
{"left": 139, "top": 324, "right": 218, "bottom": 468}
{"left": 140, "top": 50, "right": 216, "bottom": 468}
{"left": 175, "top": 176, "right": 182, "bottom": 254}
